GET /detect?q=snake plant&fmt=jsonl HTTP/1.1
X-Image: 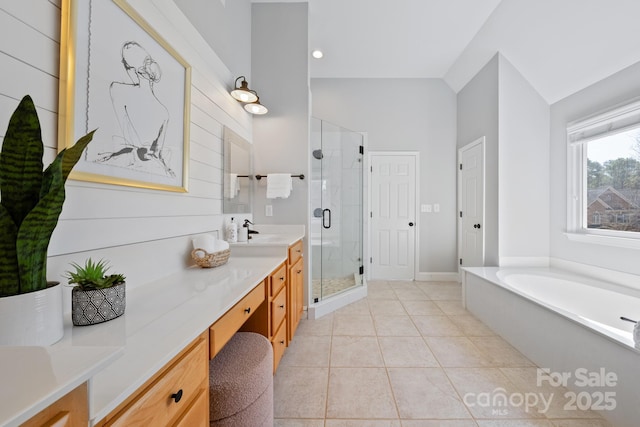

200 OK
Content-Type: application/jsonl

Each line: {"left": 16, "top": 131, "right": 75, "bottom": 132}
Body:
{"left": 0, "top": 95, "right": 95, "bottom": 297}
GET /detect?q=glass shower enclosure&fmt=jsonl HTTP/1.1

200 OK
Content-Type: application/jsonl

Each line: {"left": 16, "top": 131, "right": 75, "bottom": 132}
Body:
{"left": 310, "top": 117, "right": 364, "bottom": 302}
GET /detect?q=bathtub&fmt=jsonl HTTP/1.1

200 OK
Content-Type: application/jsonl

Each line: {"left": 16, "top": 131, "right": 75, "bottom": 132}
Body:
{"left": 463, "top": 266, "right": 640, "bottom": 427}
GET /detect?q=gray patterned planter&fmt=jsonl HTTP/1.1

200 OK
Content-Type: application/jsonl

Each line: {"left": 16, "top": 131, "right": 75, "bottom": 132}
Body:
{"left": 71, "top": 282, "right": 126, "bottom": 326}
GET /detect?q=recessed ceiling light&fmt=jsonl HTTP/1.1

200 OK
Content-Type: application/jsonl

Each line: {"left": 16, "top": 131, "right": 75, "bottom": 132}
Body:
{"left": 311, "top": 50, "right": 324, "bottom": 59}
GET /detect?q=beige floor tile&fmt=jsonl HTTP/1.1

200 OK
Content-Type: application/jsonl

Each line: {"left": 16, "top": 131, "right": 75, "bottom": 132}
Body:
{"left": 374, "top": 315, "right": 421, "bottom": 336}
{"left": 418, "top": 283, "right": 462, "bottom": 300}
{"left": 426, "top": 337, "right": 493, "bottom": 367}
{"left": 368, "top": 280, "right": 391, "bottom": 288}
{"left": 274, "top": 366, "right": 329, "bottom": 418}
{"left": 387, "top": 367, "right": 472, "bottom": 419}
{"left": 275, "top": 420, "right": 325, "bottom": 427}
{"left": 499, "top": 368, "right": 605, "bottom": 420}
{"left": 326, "top": 420, "right": 402, "bottom": 427}
{"left": 327, "top": 367, "right": 398, "bottom": 419}
{"left": 369, "top": 299, "right": 408, "bottom": 315}
{"left": 434, "top": 300, "right": 469, "bottom": 315}
{"left": 296, "top": 314, "right": 334, "bottom": 336}
{"left": 401, "top": 300, "right": 445, "bottom": 315}
{"left": 378, "top": 336, "right": 439, "bottom": 367}
{"left": 468, "top": 336, "right": 534, "bottom": 367}
{"left": 412, "top": 315, "right": 465, "bottom": 337}
{"left": 476, "top": 421, "right": 553, "bottom": 427}
{"left": 333, "top": 315, "right": 376, "bottom": 336}
{"left": 388, "top": 280, "right": 417, "bottom": 288}
{"left": 445, "top": 368, "right": 544, "bottom": 419}
{"left": 401, "top": 421, "right": 478, "bottom": 427}
{"left": 279, "top": 335, "right": 331, "bottom": 367}
{"left": 334, "top": 299, "right": 371, "bottom": 316}
{"left": 550, "top": 420, "right": 613, "bottom": 427}
{"left": 331, "top": 336, "right": 384, "bottom": 367}
{"left": 368, "top": 286, "right": 399, "bottom": 300}
{"left": 448, "top": 315, "right": 496, "bottom": 336}
{"left": 394, "top": 286, "right": 431, "bottom": 301}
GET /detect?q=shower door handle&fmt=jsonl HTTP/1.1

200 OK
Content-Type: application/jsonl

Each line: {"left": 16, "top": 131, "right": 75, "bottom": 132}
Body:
{"left": 322, "top": 208, "right": 331, "bottom": 229}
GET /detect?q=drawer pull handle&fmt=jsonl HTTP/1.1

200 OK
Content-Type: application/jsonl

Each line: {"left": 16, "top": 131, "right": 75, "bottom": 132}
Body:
{"left": 244, "top": 307, "right": 251, "bottom": 314}
{"left": 296, "top": 249, "right": 301, "bottom": 253}
{"left": 279, "top": 304, "right": 285, "bottom": 309}
{"left": 297, "top": 270, "right": 302, "bottom": 274}
{"left": 171, "top": 389, "right": 183, "bottom": 403}
{"left": 279, "top": 277, "right": 285, "bottom": 281}
{"left": 279, "top": 340, "right": 285, "bottom": 345}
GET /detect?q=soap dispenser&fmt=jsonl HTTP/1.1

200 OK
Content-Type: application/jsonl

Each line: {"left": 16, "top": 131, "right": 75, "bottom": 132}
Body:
{"left": 226, "top": 217, "right": 238, "bottom": 243}
{"left": 237, "top": 219, "right": 248, "bottom": 242}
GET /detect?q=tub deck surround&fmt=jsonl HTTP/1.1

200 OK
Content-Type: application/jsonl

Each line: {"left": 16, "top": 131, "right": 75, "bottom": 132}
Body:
{"left": 463, "top": 266, "right": 640, "bottom": 352}
{"left": 0, "top": 256, "right": 286, "bottom": 427}
{"left": 463, "top": 266, "right": 640, "bottom": 427}
{"left": 0, "top": 345, "right": 122, "bottom": 427}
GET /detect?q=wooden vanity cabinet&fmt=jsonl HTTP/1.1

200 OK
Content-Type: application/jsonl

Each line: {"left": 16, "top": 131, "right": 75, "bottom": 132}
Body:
{"left": 241, "top": 261, "right": 288, "bottom": 372}
{"left": 21, "top": 383, "right": 87, "bottom": 427}
{"left": 287, "top": 239, "right": 304, "bottom": 342}
{"left": 96, "top": 333, "right": 209, "bottom": 427}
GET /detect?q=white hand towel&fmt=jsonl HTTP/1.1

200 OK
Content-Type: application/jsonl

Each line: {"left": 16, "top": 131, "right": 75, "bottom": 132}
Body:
{"left": 192, "top": 234, "right": 217, "bottom": 253}
{"left": 266, "top": 173, "right": 293, "bottom": 199}
{"left": 224, "top": 173, "right": 239, "bottom": 199}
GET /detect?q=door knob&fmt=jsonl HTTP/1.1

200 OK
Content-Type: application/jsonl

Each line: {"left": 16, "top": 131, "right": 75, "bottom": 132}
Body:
{"left": 408, "top": 222, "right": 414, "bottom": 227}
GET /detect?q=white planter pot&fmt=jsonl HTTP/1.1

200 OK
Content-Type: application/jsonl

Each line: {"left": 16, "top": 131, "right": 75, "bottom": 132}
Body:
{"left": 0, "top": 283, "right": 64, "bottom": 346}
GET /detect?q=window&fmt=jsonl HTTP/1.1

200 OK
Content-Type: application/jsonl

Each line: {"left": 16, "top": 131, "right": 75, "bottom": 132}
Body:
{"left": 567, "top": 98, "right": 640, "bottom": 246}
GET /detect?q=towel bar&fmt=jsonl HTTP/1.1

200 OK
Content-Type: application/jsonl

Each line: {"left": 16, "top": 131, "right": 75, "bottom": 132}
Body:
{"left": 255, "top": 174, "right": 304, "bottom": 180}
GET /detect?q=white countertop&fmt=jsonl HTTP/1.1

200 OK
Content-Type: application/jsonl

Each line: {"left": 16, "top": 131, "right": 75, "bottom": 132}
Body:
{"left": 0, "top": 255, "right": 286, "bottom": 427}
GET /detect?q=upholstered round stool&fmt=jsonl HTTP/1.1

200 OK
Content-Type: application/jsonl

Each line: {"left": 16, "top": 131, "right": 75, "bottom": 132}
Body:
{"left": 209, "top": 332, "right": 273, "bottom": 427}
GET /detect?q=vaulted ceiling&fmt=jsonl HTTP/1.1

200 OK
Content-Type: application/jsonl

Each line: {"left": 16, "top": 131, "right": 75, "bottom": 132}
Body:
{"left": 255, "top": 0, "right": 640, "bottom": 104}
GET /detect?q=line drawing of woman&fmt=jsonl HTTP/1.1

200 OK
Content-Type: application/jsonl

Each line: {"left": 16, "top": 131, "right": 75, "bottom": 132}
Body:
{"left": 102, "top": 41, "right": 174, "bottom": 177}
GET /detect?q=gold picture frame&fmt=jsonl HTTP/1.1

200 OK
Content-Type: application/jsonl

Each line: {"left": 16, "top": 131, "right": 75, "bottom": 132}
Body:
{"left": 59, "top": 0, "right": 191, "bottom": 192}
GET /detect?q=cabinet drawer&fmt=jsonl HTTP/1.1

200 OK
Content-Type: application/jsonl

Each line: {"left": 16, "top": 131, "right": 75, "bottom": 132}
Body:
{"left": 22, "top": 383, "right": 87, "bottom": 427}
{"left": 288, "top": 240, "right": 303, "bottom": 265}
{"left": 173, "top": 386, "right": 208, "bottom": 427}
{"left": 271, "top": 320, "right": 287, "bottom": 372}
{"left": 271, "top": 286, "right": 287, "bottom": 333}
{"left": 106, "top": 338, "right": 208, "bottom": 427}
{"left": 269, "top": 263, "right": 287, "bottom": 296}
{"left": 210, "top": 281, "right": 266, "bottom": 357}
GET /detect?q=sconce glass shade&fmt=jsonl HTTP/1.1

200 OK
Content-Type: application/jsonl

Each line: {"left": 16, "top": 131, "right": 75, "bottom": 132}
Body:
{"left": 230, "top": 77, "right": 258, "bottom": 103}
{"left": 244, "top": 97, "right": 268, "bottom": 115}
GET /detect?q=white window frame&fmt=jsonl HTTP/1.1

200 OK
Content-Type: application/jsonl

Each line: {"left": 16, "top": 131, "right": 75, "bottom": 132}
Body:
{"left": 566, "top": 97, "right": 640, "bottom": 249}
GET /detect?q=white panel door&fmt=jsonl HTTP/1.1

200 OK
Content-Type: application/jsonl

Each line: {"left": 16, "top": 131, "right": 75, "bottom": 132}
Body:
{"left": 459, "top": 138, "right": 485, "bottom": 267}
{"left": 370, "top": 154, "right": 416, "bottom": 280}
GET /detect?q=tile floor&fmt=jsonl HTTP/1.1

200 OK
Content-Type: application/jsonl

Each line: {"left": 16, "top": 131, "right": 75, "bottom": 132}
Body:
{"left": 273, "top": 280, "right": 613, "bottom": 427}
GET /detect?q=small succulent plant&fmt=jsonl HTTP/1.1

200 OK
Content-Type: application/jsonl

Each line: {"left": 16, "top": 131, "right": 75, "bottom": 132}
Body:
{"left": 66, "top": 258, "right": 125, "bottom": 291}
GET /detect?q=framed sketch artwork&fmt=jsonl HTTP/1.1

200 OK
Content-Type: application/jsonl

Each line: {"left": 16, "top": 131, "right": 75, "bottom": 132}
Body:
{"left": 59, "top": 0, "right": 191, "bottom": 192}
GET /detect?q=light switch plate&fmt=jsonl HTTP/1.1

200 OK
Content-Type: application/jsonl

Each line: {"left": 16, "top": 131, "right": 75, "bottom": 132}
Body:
{"left": 265, "top": 205, "right": 273, "bottom": 216}
{"left": 421, "top": 204, "right": 432, "bottom": 213}
{"left": 434, "top": 204, "right": 440, "bottom": 213}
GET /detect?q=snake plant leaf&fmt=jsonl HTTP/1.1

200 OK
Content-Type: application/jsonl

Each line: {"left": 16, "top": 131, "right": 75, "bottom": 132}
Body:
{"left": 0, "top": 205, "right": 19, "bottom": 296}
{"left": 16, "top": 156, "right": 65, "bottom": 294}
{"left": 0, "top": 95, "right": 43, "bottom": 229}
{"left": 0, "top": 95, "right": 95, "bottom": 295}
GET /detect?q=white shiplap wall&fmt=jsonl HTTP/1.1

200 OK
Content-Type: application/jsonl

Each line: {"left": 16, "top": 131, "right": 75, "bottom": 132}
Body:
{"left": 0, "top": 0, "right": 252, "bottom": 305}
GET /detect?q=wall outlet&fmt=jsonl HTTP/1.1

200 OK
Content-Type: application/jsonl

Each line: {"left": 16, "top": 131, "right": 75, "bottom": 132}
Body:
{"left": 265, "top": 205, "right": 273, "bottom": 216}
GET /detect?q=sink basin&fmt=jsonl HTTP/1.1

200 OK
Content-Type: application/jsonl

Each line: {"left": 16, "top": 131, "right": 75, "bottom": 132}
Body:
{"left": 248, "top": 234, "right": 279, "bottom": 243}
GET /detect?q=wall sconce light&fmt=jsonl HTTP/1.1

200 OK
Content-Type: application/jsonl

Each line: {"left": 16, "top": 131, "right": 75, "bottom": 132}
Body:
{"left": 230, "top": 76, "right": 268, "bottom": 115}
{"left": 244, "top": 94, "right": 268, "bottom": 115}
{"left": 230, "top": 76, "right": 258, "bottom": 103}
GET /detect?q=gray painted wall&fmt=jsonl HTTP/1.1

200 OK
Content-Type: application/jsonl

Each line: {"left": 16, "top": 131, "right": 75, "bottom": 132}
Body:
{"left": 457, "top": 55, "right": 499, "bottom": 266}
{"left": 251, "top": 3, "right": 309, "bottom": 225}
{"left": 550, "top": 60, "right": 640, "bottom": 275}
{"left": 174, "top": 0, "right": 251, "bottom": 79}
{"left": 311, "top": 78, "right": 457, "bottom": 274}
